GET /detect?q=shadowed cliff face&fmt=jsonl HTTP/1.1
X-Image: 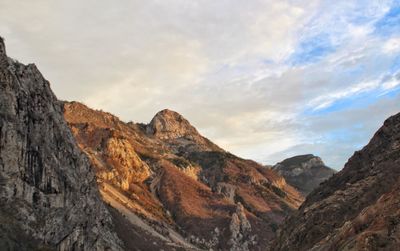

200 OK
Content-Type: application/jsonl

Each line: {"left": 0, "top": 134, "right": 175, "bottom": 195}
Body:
{"left": 273, "top": 112, "right": 400, "bottom": 251}
{"left": 272, "top": 154, "right": 336, "bottom": 196}
{"left": 0, "top": 37, "right": 123, "bottom": 251}
{"left": 64, "top": 102, "right": 304, "bottom": 250}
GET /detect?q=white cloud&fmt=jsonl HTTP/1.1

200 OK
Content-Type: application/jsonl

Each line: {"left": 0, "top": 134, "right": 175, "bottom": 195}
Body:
{"left": 383, "top": 37, "right": 400, "bottom": 54}
{"left": 309, "top": 81, "right": 379, "bottom": 111}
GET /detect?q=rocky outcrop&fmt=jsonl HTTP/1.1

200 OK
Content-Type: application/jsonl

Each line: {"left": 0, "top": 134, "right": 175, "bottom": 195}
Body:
{"left": 0, "top": 37, "right": 122, "bottom": 250}
{"left": 215, "top": 182, "right": 237, "bottom": 203}
{"left": 228, "top": 203, "right": 255, "bottom": 251}
{"left": 147, "top": 109, "right": 198, "bottom": 139}
{"left": 272, "top": 154, "right": 336, "bottom": 196}
{"left": 272, "top": 112, "right": 400, "bottom": 251}
{"left": 64, "top": 102, "right": 304, "bottom": 250}
{"left": 146, "top": 109, "right": 223, "bottom": 153}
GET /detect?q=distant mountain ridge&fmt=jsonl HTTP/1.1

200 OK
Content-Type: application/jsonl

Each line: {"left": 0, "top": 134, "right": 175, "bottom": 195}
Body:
{"left": 272, "top": 112, "right": 400, "bottom": 250}
{"left": 272, "top": 154, "right": 336, "bottom": 196}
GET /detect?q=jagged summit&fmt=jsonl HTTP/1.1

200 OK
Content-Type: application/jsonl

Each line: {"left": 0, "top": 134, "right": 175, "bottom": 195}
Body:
{"left": 146, "top": 109, "right": 199, "bottom": 139}
{"left": 146, "top": 108, "right": 223, "bottom": 152}
{"left": 277, "top": 154, "right": 325, "bottom": 168}
{"left": 155, "top": 108, "right": 181, "bottom": 116}
{"left": 272, "top": 154, "right": 336, "bottom": 196}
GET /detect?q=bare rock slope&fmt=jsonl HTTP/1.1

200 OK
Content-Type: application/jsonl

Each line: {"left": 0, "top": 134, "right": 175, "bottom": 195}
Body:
{"left": 272, "top": 154, "right": 336, "bottom": 196}
{"left": 272, "top": 112, "right": 400, "bottom": 251}
{"left": 0, "top": 36, "right": 123, "bottom": 250}
{"left": 64, "top": 102, "right": 304, "bottom": 250}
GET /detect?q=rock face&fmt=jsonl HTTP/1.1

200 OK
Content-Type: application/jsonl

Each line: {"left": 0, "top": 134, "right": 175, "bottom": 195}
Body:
{"left": 0, "top": 37, "right": 122, "bottom": 250}
{"left": 272, "top": 112, "right": 400, "bottom": 251}
{"left": 64, "top": 102, "right": 304, "bottom": 250}
{"left": 147, "top": 109, "right": 199, "bottom": 139}
{"left": 228, "top": 203, "right": 255, "bottom": 251}
{"left": 147, "top": 109, "right": 223, "bottom": 153}
{"left": 272, "top": 154, "right": 336, "bottom": 196}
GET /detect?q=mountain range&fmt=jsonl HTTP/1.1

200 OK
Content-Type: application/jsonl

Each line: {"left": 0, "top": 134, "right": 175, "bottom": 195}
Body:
{"left": 1, "top": 36, "right": 400, "bottom": 251}
{"left": 63, "top": 101, "right": 303, "bottom": 250}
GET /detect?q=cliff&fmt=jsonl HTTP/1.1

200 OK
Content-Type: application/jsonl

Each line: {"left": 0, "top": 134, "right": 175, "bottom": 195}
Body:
{"left": 0, "top": 36, "right": 122, "bottom": 250}
{"left": 272, "top": 112, "right": 400, "bottom": 251}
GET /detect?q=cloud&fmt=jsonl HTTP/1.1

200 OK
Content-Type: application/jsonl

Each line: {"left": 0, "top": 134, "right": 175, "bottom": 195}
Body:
{"left": 383, "top": 37, "right": 400, "bottom": 53}
{"left": 0, "top": 0, "right": 399, "bottom": 169}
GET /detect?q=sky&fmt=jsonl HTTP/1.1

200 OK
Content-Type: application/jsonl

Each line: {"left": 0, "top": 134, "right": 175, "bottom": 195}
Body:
{"left": 1, "top": 0, "right": 399, "bottom": 169}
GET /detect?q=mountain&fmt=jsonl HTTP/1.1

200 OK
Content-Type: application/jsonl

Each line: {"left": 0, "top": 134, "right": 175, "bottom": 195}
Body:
{"left": 272, "top": 154, "right": 336, "bottom": 196}
{"left": 272, "top": 112, "right": 400, "bottom": 251}
{"left": 0, "top": 37, "right": 123, "bottom": 250}
{"left": 64, "top": 102, "right": 304, "bottom": 250}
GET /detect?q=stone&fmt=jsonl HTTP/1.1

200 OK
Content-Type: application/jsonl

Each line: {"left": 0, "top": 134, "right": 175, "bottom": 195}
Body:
{"left": 272, "top": 112, "right": 400, "bottom": 251}
{"left": 272, "top": 154, "right": 336, "bottom": 196}
{"left": 64, "top": 101, "right": 304, "bottom": 250}
{"left": 0, "top": 37, "right": 123, "bottom": 250}
{"left": 228, "top": 203, "right": 255, "bottom": 251}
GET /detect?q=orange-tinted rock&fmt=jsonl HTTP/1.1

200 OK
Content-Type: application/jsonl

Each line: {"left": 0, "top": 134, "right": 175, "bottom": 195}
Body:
{"left": 64, "top": 102, "right": 304, "bottom": 250}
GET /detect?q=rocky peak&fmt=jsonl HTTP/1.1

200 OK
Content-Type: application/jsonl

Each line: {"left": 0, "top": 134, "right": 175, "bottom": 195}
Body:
{"left": 146, "top": 109, "right": 199, "bottom": 139}
{"left": 272, "top": 112, "right": 400, "bottom": 250}
{"left": 276, "top": 154, "right": 325, "bottom": 169}
{"left": 64, "top": 101, "right": 303, "bottom": 249}
{"left": 272, "top": 154, "right": 336, "bottom": 196}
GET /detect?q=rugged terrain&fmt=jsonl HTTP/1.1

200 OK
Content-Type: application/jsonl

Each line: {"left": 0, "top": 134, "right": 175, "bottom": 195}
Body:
{"left": 272, "top": 112, "right": 400, "bottom": 251}
{"left": 10, "top": 31, "right": 399, "bottom": 251}
{"left": 64, "top": 102, "right": 304, "bottom": 250}
{"left": 272, "top": 154, "right": 336, "bottom": 196}
{"left": 0, "top": 37, "right": 123, "bottom": 250}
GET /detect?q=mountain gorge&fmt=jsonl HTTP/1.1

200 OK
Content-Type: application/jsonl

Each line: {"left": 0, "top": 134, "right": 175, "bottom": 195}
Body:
{"left": 2, "top": 34, "right": 400, "bottom": 251}
{"left": 64, "top": 102, "right": 304, "bottom": 250}
{"left": 0, "top": 35, "right": 305, "bottom": 250}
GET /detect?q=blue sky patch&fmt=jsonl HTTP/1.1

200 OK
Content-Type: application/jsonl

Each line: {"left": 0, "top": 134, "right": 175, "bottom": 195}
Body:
{"left": 305, "top": 87, "right": 400, "bottom": 116}
{"left": 289, "top": 33, "right": 336, "bottom": 66}
{"left": 374, "top": 3, "right": 400, "bottom": 37}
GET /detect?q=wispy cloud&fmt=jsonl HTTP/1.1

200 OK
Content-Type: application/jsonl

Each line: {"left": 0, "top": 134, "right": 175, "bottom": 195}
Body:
{"left": 383, "top": 37, "right": 400, "bottom": 53}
